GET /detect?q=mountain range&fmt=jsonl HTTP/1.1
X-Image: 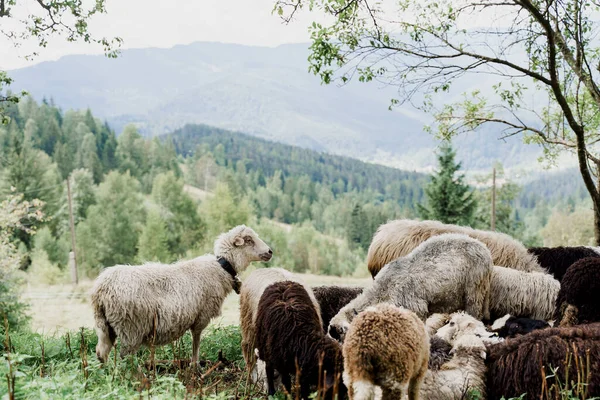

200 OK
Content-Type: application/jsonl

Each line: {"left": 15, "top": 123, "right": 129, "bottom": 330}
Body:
{"left": 7, "top": 41, "right": 573, "bottom": 176}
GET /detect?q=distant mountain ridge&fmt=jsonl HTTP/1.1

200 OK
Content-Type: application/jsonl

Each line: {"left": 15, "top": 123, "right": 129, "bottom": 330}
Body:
{"left": 8, "top": 41, "right": 554, "bottom": 173}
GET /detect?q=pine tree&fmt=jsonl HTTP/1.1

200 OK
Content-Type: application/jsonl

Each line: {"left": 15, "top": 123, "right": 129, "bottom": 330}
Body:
{"left": 418, "top": 143, "right": 477, "bottom": 226}
{"left": 138, "top": 210, "right": 171, "bottom": 263}
{"left": 348, "top": 203, "right": 369, "bottom": 250}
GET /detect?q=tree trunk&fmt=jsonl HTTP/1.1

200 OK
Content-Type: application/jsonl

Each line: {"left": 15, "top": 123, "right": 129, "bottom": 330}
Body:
{"left": 595, "top": 163, "right": 600, "bottom": 246}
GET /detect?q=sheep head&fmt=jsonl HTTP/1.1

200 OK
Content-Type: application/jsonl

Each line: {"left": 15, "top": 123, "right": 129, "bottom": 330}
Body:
{"left": 436, "top": 312, "right": 499, "bottom": 345}
{"left": 214, "top": 225, "right": 272, "bottom": 272}
{"left": 449, "top": 333, "right": 487, "bottom": 360}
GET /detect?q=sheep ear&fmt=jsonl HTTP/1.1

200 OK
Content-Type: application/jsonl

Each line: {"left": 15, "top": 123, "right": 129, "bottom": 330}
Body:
{"left": 234, "top": 236, "right": 245, "bottom": 247}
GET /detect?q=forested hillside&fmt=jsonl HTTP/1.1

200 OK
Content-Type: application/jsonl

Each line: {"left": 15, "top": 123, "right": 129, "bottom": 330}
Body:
{"left": 169, "top": 124, "right": 427, "bottom": 208}
{"left": 0, "top": 97, "right": 427, "bottom": 295}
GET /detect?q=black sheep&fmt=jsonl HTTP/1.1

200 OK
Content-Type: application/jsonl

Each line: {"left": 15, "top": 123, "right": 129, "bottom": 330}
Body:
{"left": 255, "top": 281, "right": 347, "bottom": 400}
{"left": 554, "top": 257, "right": 600, "bottom": 325}
{"left": 527, "top": 246, "right": 599, "bottom": 281}
{"left": 312, "top": 286, "right": 364, "bottom": 332}
{"left": 486, "top": 323, "right": 600, "bottom": 399}
{"left": 491, "top": 315, "right": 550, "bottom": 338}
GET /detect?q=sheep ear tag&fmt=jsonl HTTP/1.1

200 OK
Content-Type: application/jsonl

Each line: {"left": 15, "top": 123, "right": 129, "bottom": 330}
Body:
{"left": 234, "top": 236, "right": 245, "bottom": 247}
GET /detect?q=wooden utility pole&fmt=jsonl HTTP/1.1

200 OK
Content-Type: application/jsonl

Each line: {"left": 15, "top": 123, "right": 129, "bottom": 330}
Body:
{"left": 66, "top": 176, "right": 78, "bottom": 284}
{"left": 491, "top": 167, "right": 496, "bottom": 231}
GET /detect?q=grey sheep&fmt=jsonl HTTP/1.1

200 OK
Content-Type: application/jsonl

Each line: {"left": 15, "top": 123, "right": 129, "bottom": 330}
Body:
{"left": 330, "top": 234, "right": 493, "bottom": 341}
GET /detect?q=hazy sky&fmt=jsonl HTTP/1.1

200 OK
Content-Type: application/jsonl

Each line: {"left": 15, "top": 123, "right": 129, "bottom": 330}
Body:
{"left": 0, "top": 0, "right": 516, "bottom": 71}
{"left": 1, "top": 0, "right": 315, "bottom": 70}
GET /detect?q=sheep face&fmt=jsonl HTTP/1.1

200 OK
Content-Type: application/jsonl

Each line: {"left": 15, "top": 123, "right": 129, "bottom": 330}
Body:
{"left": 215, "top": 225, "right": 273, "bottom": 264}
{"left": 235, "top": 227, "right": 273, "bottom": 262}
{"left": 328, "top": 308, "right": 357, "bottom": 343}
{"left": 435, "top": 312, "right": 498, "bottom": 345}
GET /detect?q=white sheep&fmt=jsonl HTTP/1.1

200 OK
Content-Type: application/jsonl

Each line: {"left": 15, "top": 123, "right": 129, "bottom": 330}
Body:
{"left": 239, "top": 267, "right": 320, "bottom": 387}
{"left": 329, "top": 234, "right": 493, "bottom": 341}
{"left": 92, "top": 225, "right": 272, "bottom": 363}
{"left": 435, "top": 312, "right": 501, "bottom": 346}
{"left": 342, "top": 303, "right": 430, "bottom": 400}
{"left": 413, "top": 333, "right": 489, "bottom": 400}
{"left": 411, "top": 312, "right": 499, "bottom": 400}
{"left": 489, "top": 265, "right": 560, "bottom": 321}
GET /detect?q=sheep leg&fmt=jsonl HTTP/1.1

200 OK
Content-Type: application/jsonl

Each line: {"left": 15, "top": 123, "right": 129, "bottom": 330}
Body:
{"left": 407, "top": 357, "right": 428, "bottom": 400}
{"left": 281, "top": 372, "right": 292, "bottom": 394}
{"left": 191, "top": 330, "right": 201, "bottom": 364}
{"left": 465, "top": 268, "right": 491, "bottom": 320}
{"left": 265, "top": 363, "right": 277, "bottom": 396}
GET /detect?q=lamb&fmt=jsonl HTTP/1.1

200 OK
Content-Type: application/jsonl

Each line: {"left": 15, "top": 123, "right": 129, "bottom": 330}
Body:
{"left": 329, "top": 234, "right": 493, "bottom": 341}
{"left": 403, "top": 312, "right": 492, "bottom": 400}
{"left": 435, "top": 312, "right": 501, "bottom": 346}
{"left": 367, "top": 219, "right": 543, "bottom": 278}
{"left": 490, "top": 314, "right": 550, "bottom": 338}
{"left": 255, "top": 281, "right": 346, "bottom": 400}
{"left": 553, "top": 257, "right": 600, "bottom": 326}
{"left": 489, "top": 265, "right": 559, "bottom": 321}
{"left": 527, "top": 246, "right": 600, "bottom": 281}
{"left": 239, "top": 267, "right": 320, "bottom": 386}
{"left": 486, "top": 323, "right": 600, "bottom": 399}
{"left": 342, "top": 303, "right": 429, "bottom": 400}
{"left": 312, "top": 286, "right": 364, "bottom": 332}
{"left": 92, "top": 225, "right": 272, "bottom": 363}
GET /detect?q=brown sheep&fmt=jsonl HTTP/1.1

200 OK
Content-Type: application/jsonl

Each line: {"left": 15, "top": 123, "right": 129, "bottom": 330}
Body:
{"left": 342, "top": 303, "right": 429, "bottom": 400}
{"left": 255, "top": 281, "right": 346, "bottom": 400}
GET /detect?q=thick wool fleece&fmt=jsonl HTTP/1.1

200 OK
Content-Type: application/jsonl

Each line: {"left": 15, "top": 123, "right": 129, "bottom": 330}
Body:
{"left": 255, "top": 281, "right": 345, "bottom": 400}
{"left": 92, "top": 257, "right": 233, "bottom": 358}
{"left": 486, "top": 323, "right": 600, "bottom": 399}
{"left": 413, "top": 333, "right": 488, "bottom": 400}
{"left": 239, "top": 268, "right": 320, "bottom": 381}
{"left": 367, "top": 219, "right": 543, "bottom": 278}
{"left": 93, "top": 224, "right": 271, "bottom": 363}
{"left": 527, "top": 246, "right": 600, "bottom": 281}
{"left": 312, "top": 286, "right": 364, "bottom": 332}
{"left": 343, "top": 304, "right": 429, "bottom": 400}
{"left": 331, "top": 234, "right": 493, "bottom": 339}
{"left": 554, "top": 257, "right": 600, "bottom": 325}
{"left": 489, "top": 266, "right": 559, "bottom": 321}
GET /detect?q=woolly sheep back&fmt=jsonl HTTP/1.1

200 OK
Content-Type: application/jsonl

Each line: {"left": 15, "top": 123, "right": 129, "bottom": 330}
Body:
{"left": 255, "top": 281, "right": 345, "bottom": 400}
{"left": 239, "top": 268, "right": 320, "bottom": 384}
{"left": 527, "top": 246, "right": 600, "bottom": 281}
{"left": 554, "top": 257, "right": 600, "bottom": 325}
{"left": 330, "top": 233, "right": 493, "bottom": 341}
{"left": 486, "top": 323, "right": 600, "bottom": 399}
{"left": 489, "top": 265, "right": 559, "bottom": 321}
{"left": 312, "top": 286, "right": 364, "bottom": 332}
{"left": 92, "top": 225, "right": 271, "bottom": 363}
{"left": 342, "top": 303, "right": 429, "bottom": 400}
{"left": 367, "top": 219, "right": 543, "bottom": 278}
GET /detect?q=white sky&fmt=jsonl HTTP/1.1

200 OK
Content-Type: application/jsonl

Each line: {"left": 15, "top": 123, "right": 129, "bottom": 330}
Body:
{"left": 0, "top": 0, "right": 316, "bottom": 70}
{"left": 0, "top": 0, "right": 515, "bottom": 71}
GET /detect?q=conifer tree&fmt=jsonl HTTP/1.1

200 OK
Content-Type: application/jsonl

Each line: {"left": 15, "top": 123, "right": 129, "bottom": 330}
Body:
{"left": 418, "top": 143, "right": 477, "bottom": 226}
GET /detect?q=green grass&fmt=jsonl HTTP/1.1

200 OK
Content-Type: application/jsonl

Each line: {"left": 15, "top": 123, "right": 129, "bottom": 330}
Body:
{"left": 1, "top": 325, "right": 264, "bottom": 399}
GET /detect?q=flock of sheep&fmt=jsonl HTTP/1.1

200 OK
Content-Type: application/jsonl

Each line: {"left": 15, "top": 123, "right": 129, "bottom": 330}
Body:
{"left": 90, "top": 219, "right": 600, "bottom": 399}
